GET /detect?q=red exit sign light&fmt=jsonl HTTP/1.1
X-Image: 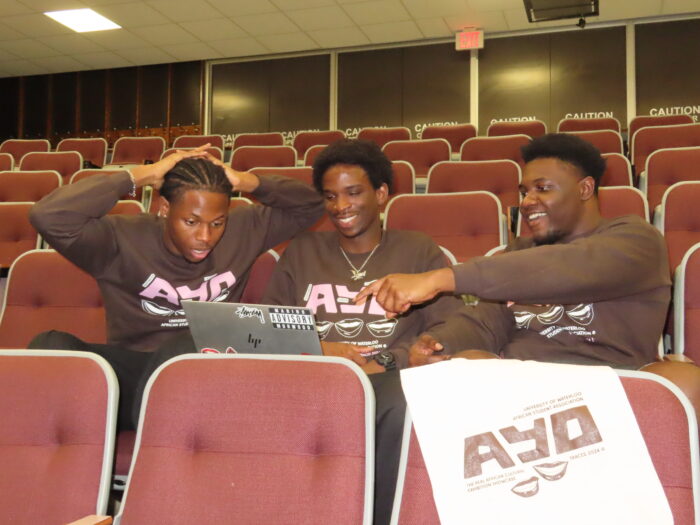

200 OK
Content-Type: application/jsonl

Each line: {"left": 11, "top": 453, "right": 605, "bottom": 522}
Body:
{"left": 455, "top": 30, "right": 484, "bottom": 50}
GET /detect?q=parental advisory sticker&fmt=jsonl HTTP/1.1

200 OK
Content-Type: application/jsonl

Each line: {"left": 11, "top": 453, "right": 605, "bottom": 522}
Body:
{"left": 269, "top": 307, "right": 315, "bottom": 330}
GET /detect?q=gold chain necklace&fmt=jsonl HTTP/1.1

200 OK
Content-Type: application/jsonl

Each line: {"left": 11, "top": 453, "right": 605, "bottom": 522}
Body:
{"left": 339, "top": 243, "right": 381, "bottom": 281}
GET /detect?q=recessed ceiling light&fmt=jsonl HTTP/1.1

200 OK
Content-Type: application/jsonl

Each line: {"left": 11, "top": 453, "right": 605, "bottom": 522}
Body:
{"left": 45, "top": 8, "right": 121, "bottom": 33}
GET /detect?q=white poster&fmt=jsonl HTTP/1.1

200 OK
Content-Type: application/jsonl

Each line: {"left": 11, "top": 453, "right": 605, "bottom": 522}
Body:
{"left": 400, "top": 359, "right": 672, "bottom": 525}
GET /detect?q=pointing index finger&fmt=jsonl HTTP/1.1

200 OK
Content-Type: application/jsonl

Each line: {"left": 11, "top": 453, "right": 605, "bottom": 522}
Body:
{"left": 354, "top": 279, "right": 383, "bottom": 305}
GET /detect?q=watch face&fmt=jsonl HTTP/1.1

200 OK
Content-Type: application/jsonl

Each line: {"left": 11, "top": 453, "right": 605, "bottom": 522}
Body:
{"left": 376, "top": 351, "right": 396, "bottom": 368}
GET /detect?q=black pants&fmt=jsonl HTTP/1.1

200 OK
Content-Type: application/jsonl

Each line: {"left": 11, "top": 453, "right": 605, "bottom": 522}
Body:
{"left": 28, "top": 330, "right": 196, "bottom": 431}
{"left": 29, "top": 331, "right": 406, "bottom": 525}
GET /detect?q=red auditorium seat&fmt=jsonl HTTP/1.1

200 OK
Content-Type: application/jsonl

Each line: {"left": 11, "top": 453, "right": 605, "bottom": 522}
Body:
{"left": 161, "top": 146, "right": 223, "bottom": 161}
{"left": 0, "top": 203, "right": 40, "bottom": 270}
{"left": 114, "top": 354, "right": 374, "bottom": 524}
{"left": 0, "top": 139, "right": 50, "bottom": 165}
{"left": 0, "top": 250, "right": 106, "bottom": 348}
{"left": 557, "top": 117, "right": 621, "bottom": 133}
{"left": 426, "top": 160, "right": 521, "bottom": 211}
{"left": 487, "top": 120, "right": 547, "bottom": 138}
{"left": 460, "top": 135, "right": 531, "bottom": 167}
{"left": 421, "top": 124, "right": 477, "bottom": 154}
{"left": 110, "top": 137, "right": 166, "bottom": 165}
{"left": 357, "top": 127, "right": 411, "bottom": 148}
{"left": 0, "top": 350, "right": 117, "bottom": 524}
{"left": 19, "top": 151, "right": 83, "bottom": 185}
{"left": 390, "top": 160, "right": 415, "bottom": 198}
{"left": 600, "top": 153, "right": 633, "bottom": 187}
{"left": 233, "top": 132, "right": 284, "bottom": 149}
{"left": 519, "top": 186, "right": 648, "bottom": 237}
{"left": 391, "top": 371, "right": 699, "bottom": 525}
{"left": 57, "top": 138, "right": 108, "bottom": 168}
{"left": 109, "top": 200, "right": 144, "bottom": 216}
{"left": 629, "top": 114, "right": 694, "bottom": 152}
{"left": 250, "top": 166, "right": 313, "bottom": 186}
{"left": 632, "top": 124, "right": 700, "bottom": 173}
{"left": 293, "top": 130, "right": 345, "bottom": 158}
{"left": 240, "top": 249, "right": 279, "bottom": 304}
{"left": 0, "top": 171, "right": 61, "bottom": 202}
{"left": 674, "top": 242, "right": 700, "bottom": 363}
{"left": 566, "top": 130, "right": 624, "bottom": 154}
{"left": 0, "top": 152, "right": 14, "bottom": 171}
{"left": 172, "top": 134, "right": 225, "bottom": 151}
{"left": 382, "top": 139, "right": 451, "bottom": 179}
{"left": 230, "top": 146, "right": 297, "bottom": 171}
{"left": 384, "top": 192, "right": 506, "bottom": 263}
{"left": 656, "top": 181, "right": 700, "bottom": 274}
{"left": 303, "top": 144, "right": 326, "bottom": 166}
{"left": 641, "top": 147, "right": 700, "bottom": 214}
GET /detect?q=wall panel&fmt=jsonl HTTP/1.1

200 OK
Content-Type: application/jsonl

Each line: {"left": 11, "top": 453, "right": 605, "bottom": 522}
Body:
{"left": 139, "top": 64, "right": 169, "bottom": 129}
{"left": 0, "top": 77, "right": 19, "bottom": 141}
{"left": 52, "top": 72, "right": 77, "bottom": 139}
{"left": 79, "top": 69, "right": 106, "bottom": 133}
{"left": 108, "top": 67, "right": 137, "bottom": 131}
{"left": 171, "top": 61, "right": 201, "bottom": 127}
{"left": 23, "top": 75, "right": 49, "bottom": 139}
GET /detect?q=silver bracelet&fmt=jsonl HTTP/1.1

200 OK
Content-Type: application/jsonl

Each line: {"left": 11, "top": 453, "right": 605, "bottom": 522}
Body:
{"left": 125, "top": 170, "right": 137, "bottom": 198}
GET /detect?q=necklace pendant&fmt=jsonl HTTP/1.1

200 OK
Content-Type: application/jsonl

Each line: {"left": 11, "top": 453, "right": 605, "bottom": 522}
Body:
{"left": 351, "top": 269, "right": 366, "bottom": 281}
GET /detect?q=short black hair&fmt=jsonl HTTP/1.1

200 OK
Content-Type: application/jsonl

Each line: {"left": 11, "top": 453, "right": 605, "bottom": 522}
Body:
{"left": 160, "top": 157, "right": 233, "bottom": 203}
{"left": 312, "top": 139, "right": 393, "bottom": 193}
{"left": 521, "top": 133, "right": 606, "bottom": 192}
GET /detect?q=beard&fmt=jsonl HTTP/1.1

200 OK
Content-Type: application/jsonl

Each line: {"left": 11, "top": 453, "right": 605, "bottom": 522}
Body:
{"left": 533, "top": 229, "right": 567, "bottom": 246}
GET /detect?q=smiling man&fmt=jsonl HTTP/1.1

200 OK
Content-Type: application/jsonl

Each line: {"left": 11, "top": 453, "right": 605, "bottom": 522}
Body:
{"left": 356, "top": 133, "right": 671, "bottom": 369}
{"left": 28, "top": 146, "right": 323, "bottom": 430}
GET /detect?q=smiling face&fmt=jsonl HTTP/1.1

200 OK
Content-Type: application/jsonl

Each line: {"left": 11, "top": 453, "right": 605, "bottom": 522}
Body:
{"left": 159, "top": 189, "right": 230, "bottom": 262}
{"left": 519, "top": 157, "right": 596, "bottom": 245}
{"left": 321, "top": 163, "right": 388, "bottom": 252}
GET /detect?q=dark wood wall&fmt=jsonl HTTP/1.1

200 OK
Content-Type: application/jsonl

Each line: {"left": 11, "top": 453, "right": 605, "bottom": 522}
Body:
{"left": 1, "top": 61, "right": 202, "bottom": 146}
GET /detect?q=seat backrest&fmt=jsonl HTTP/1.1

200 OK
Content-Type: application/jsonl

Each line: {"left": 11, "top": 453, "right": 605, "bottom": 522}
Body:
{"left": 0, "top": 350, "right": 117, "bottom": 524}
{"left": 0, "top": 170, "right": 61, "bottom": 202}
{"left": 0, "top": 152, "right": 14, "bottom": 171}
{"left": 645, "top": 147, "right": 700, "bottom": 213}
{"left": 426, "top": 160, "right": 521, "bottom": 210}
{"left": 487, "top": 120, "right": 547, "bottom": 138}
{"left": 391, "top": 371, "right": 699, "bottom": 525}
{"left": 161, "top": 146, "right": 223, "bottom": 161}
{"left": 382, "top": 139, "right": 450, "bottom": 178}
{"left": 0, "top": 139, "right": 50, "bottom": 164}
{"left": 240, "top": 249, "right": 279, "bottom": 304}
{"left": 111, "top": 136, "right": 166, "bottom": 165}
{"left": 659, "top": 181, "right": 700, "bottom": 274}
{"left": 601, "top": 153, "right": 632, "bottom": 187}
{"left": 629, "top": 114, "right": 694, "bottom": 149}
{"left": 19, "top": 151, "right": 83, "bottom": 185}
{"left": 357, "top": 127, "right": 411, "bottom": 148}
{"left": 674, "top": 242, "right": 700, "bottom": 362}
{"left": 421, "top": 124, "right": 477, "bottom": 153}
{"left": 632, "top": 123, "right": 700, "bottom": 170}
{"left": 0, "top": 203, "right": 39, "bottom": 269}
{"left": 557, "top": 117, "right": 621, "bottom": 133}
{"left": 304, "top": 144, "right": 326, "bottom": 166}
{"left": 293, "top": 130, "right": 345, "bottom": 157}
{"left": 0, "top": 250, "right": 106, "bottom": 348}
{"left": 460, "top": 135, "right": 531, "bottom": 167}
{"left": 567, "top": 129, "right": 624, "bottom": 154}
{"left": 233, "top": 132, "right": 285, "bottom": 149}
{"left": 390, "top": 160, "right": 415, "bottom": 197}
{"left": 384, "top": 192, "right": 504, "bottom": 263}
{"left": 110, "top": 200, "right": 144, "bottom": 216}
{"left": 57, "top": 138, "right": 108, "bottom": 168}
{"left": 230, "top": 145, "right": 297, "bottom": 171}
{"left": 118, "top": 354, "right": 374, "bottom": 525}
{"left": 172, "top": 134, "right": 225, "bottom": 151}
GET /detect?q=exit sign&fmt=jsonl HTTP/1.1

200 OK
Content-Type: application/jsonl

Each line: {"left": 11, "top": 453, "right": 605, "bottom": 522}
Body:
{"left": 455, "top": 30, "right": 484, "bottom": 51}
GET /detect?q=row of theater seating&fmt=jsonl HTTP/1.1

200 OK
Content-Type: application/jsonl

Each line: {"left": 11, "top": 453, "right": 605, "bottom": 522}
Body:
{"left": 0, "top": 113, "right": 696, "bottom": 170}
{"left": 0, "top": 350, "right": 697, "bottom": 524}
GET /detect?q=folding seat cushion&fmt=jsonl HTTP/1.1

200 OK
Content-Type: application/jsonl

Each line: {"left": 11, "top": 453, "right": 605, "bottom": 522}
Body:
{"left": 0, "top": 152, "right": 14, "bottom": 171}
{"left": 643, "top": 147, "right": 700, "bottom": 213}
{"left": 173, "top": 134, "right": 225, "bottom": 151}
{"left": 460, "top": 135, "right": 531, "bottom": 167}
{"left": 382, "top": 139, "right": 450, "bottom": 178}
{"left": 673, "top": 242, "right": 700, "bottom": 362}
{"left": 233, "top": 132, "right": 284, "bottom": 148}
{"left": 20, "top": 151, "right": 83, "bottom": 185}
{"left": 567, "top": 130, "right": 624, "bottom": 154}
{"left": 240, "top": 250, "right": 279, "bottom": 304}
{"left": 0, "top": 139, "right": 50, "bottom": 164}
{"left": 304, "top": 144, "right": 326, "bottom": 166}
{"left": 111, "top": 137, "right": 166, "bottom": 165}
{"left": 557, "top": 117, "right": 621, "bottom": 133}
{"left": 293, "top": 130, "right": 345, "bottom": 157}
{"left": 600, "top": 153, "right": 632, "bottom": 186}
{"left": 0, "top": 171, "right": 61, "bottom": 202}
{"left": 632, "top": 123, "right": 700, "bottom": 171}
{"left": 487, "top": 120, "right": 546, "bottom": 138}
{"left": 58, "top": 138, "right": 108, "bottom": 168}
{"left": 629, "top": 114, "right": 694, "bottom": 149}
{"left": 658, "top": 181, "right": 700, "bottom": 274}
{"left": 0, "top": 203, "right": 39, "bottom": 270}
{"left": 421, "top": 124, "right": 477, "bottom": 154}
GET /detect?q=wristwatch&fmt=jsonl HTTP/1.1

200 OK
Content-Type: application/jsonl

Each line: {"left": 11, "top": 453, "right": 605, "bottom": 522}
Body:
{"left": 374, "top": 350, "right": 396, "bottom": 371}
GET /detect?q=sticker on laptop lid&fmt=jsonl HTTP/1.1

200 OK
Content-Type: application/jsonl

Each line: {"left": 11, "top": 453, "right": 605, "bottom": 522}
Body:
{"left": 269, "top": 307, "right": 315, "bottom": 331}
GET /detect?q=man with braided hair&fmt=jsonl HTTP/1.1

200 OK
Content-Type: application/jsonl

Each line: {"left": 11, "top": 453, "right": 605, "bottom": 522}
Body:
{"left": 29, "top": 145, "right": 324, "bottom": 430}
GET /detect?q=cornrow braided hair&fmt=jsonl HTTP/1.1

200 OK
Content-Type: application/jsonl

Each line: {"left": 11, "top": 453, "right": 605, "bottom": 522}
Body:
{"left": 159, "top": 157, "right": 233, "bottom": 203}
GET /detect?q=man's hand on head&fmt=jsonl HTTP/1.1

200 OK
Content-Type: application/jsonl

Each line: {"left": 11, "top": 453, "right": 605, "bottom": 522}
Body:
{"left": 354, "top": 268, "right": 456, "bottom": 318}
{"left": 409, "top": 334, "right": 449, "bottom": 367}
{"left": 131, "top": 144, "right": 211, "bottom": 188}
{"left": 202, "top": 152, "right": 260, "bottom": 193}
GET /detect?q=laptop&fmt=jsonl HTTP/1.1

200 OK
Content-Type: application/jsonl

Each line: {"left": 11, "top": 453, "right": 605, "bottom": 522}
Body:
{"left": 182, "top": 301, "right": 323, "bottom": 356}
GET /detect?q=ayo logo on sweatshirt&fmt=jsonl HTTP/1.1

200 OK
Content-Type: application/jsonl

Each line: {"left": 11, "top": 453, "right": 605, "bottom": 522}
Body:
{"left": 139, "top": 271, "right": 236, "bottom": 327}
